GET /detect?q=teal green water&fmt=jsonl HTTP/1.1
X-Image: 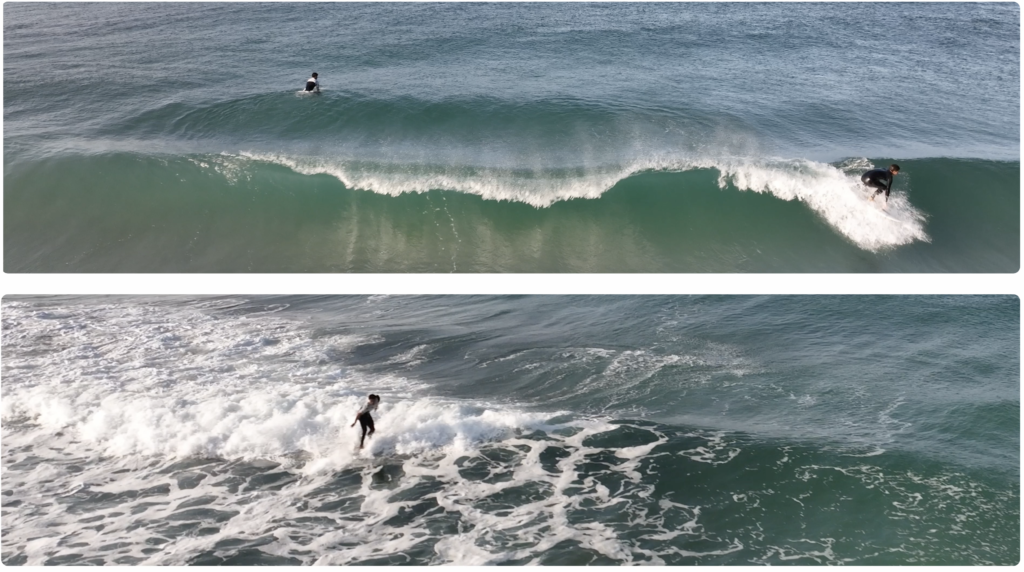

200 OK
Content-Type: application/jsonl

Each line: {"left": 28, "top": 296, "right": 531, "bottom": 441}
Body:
{"left": 4, "top": 3, "right": 1019, "bottom": 272}
{"left": 2, "top": 296, "right": 1018, "bottom": 564}
{"left": 4, "top": 154, "right": 1018, "bottom": 272}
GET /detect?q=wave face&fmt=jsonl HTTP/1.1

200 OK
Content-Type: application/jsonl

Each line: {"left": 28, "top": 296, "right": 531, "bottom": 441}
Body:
{"left": 4, "top": 152, "right": 1017, "bottom": 272}
{"left": 2, "top": 296, "right": 1019, "bottom": 565}
{"left": 4, "top": 3, "right": 1019, "bottom": 272}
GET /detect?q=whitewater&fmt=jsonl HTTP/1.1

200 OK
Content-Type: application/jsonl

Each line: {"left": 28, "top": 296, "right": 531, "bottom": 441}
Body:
{"left": 2, "top": 296, "right": 1018, "bottom": 565}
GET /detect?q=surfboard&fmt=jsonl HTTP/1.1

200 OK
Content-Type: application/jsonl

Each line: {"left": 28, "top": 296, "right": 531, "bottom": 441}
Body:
{"left": 854, "top": 186, "right": 905, "bottom": 224}
{"left": 866, "top": 200, "right": 906, "bottom": 224}
{"left": 874, "top": 210, "right": 903, "bottom": 224}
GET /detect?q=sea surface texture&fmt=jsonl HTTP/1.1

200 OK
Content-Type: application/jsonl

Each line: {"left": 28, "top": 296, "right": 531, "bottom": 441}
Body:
{"left": 2, "top": 295, "right": 1018, "bottom": 565}
{"left": 3, "top": 3, "right": 1019, "bottom": 272}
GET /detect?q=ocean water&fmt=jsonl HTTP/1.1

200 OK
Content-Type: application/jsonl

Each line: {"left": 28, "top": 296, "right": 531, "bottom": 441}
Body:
{"left": 2, "top": 295, "right": 1018, "bottom": 565}
{"left": 3, "top": 3, "right": 1019, "bottom": 272}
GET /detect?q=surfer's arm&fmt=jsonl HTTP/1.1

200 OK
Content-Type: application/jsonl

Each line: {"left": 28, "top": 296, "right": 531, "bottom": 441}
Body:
{"left": 351, "top": 404, "right": 367, "bottom": 426}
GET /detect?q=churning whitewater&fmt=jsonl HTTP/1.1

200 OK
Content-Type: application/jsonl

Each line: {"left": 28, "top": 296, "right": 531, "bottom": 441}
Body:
{"left": 2, "top": 296, "right": 1019, "bottom": 565}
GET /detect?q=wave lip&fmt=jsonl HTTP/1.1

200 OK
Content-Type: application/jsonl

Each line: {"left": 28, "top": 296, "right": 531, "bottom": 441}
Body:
{"left": 238, "top": 151, "right": 929, "bottom": 251}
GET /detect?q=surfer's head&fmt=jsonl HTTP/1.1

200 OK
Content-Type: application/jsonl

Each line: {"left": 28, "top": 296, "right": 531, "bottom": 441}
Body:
{"left": 311, "top": 72, "right": 318, "bottom": 78}
{"left": 889, "top": 164, "right": 900, "bottom": 174}
{"left": 369, "top": 394, "right": 380, "bottom": 403}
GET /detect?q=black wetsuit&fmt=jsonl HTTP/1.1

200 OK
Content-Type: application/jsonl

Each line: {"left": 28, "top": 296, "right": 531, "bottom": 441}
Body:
{"left": 356, "top": 400, "right": 377, "bottom": 448}
{"left": 358, "top": 412, "right": 375, "bottom": 445}
{"left": 861, "top": 168, "right": 893, "bottom": 198}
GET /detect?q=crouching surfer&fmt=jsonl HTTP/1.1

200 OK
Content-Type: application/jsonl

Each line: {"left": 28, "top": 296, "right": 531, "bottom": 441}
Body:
{"left": 861, "top": 164, "right": 900, "bottom": 207}
{"left": 351, "top": 394, "right": 380, "bottom": 449}
{"left": 304, "top": 72, "right": 320, "bottom": 93}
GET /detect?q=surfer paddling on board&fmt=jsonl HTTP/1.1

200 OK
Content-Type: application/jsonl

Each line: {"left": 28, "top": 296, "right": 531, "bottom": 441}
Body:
{"left": 351, "top": 394, "right": 380, "bottom": 449}
{"left": 861, "top": 164, "right": 900, "bottom": 207}
{"left": 304, "top": 72, "right": 320, "bottom": 93}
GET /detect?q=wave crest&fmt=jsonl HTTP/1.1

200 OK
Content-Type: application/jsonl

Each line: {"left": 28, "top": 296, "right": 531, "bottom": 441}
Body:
{"left": 235, "top": 152, "right": 929, "bottom": 250}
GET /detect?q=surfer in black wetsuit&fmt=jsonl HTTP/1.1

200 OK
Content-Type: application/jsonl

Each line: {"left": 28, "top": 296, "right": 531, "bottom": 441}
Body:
{"left": 861, "top": 164, "right": 900, "bottom": 204}
{"left": 350, "top": 394, "right": 380, "bottom": 449}
{"left": 304, "top": 72, "right": 320, "bottom": 93}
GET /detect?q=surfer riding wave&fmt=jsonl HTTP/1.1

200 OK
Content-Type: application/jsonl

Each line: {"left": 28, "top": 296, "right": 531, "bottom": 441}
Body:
{"left": 861, "top": 164, "right": 900, "bottom": 206}
{"left": 350, "top": 394, "right": 380, "bottom": 449}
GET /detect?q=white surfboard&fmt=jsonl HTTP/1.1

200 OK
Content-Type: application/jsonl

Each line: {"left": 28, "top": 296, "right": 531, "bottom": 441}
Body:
{"left": 855, "top": 186, "right": 906, "bottom": 224}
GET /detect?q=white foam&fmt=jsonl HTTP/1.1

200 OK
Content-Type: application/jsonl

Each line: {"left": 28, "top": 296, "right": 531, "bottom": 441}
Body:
{"left": 3, "top": 299, "right": 1010, "bottom": 566}
{"left": 714, "top": 158, "right": 929, "bottom": 251}
{"left": 227, "top": 152, "right": 929, "bottom": 251}
{"left": 508, "top": 343, "right": 755, "bottom": 414}
{"left": 678, "top": 431, "right": 742, "bottom": 465}
{"left": 382, "top": 344, "right": 432, "bottom": 368}
{"left": 0, "top": 301, "right": 421, "bottom": 463}
{"left": 9, "top": 300, "right": 696, "bottom": 564}
{"left": 4, "top": 298, "right": 738, "bottom": 564}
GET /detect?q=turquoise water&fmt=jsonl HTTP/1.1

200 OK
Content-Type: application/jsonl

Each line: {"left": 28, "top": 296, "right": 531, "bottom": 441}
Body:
{"left": 4, "top": 3, "right": 1019, "bottom": 272}
{"left": 1, "top": 296, "right": 1018, "bottom": 565}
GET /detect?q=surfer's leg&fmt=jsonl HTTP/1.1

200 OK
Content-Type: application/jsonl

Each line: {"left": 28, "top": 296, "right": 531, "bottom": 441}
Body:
{"left": 367, "top": 416, "right": 375, "bottom": 438}
{"left": 358, "top": 416, "right": 369, "bottom": 448}
{"left": 864, "top": 181, "right": 885, "bottom": 200}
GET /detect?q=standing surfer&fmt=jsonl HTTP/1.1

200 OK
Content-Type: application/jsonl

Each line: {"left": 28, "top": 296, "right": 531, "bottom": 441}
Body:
{"left": 304, "top": 72, "right": 320, "bottom": 93}
{"left": 351, "top": 394, "right": 380, "bottom": 449}
{"left": 861, "top": 164, "right": 900, "bottom": 206}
